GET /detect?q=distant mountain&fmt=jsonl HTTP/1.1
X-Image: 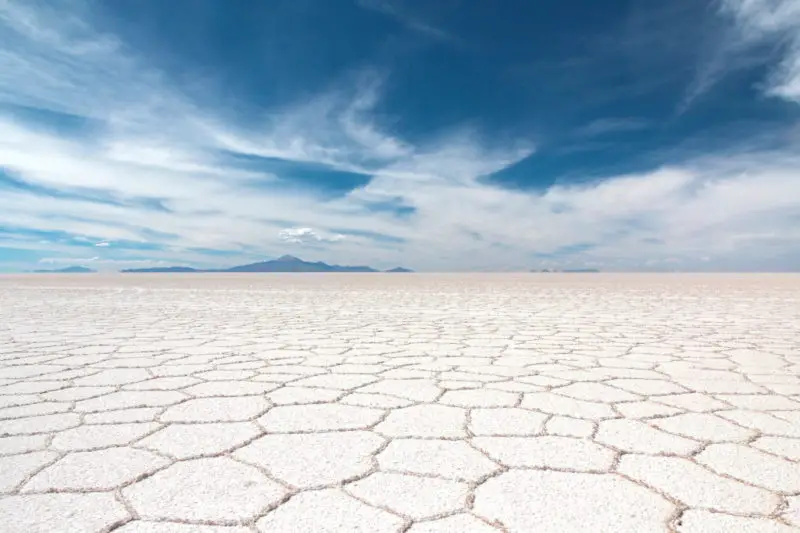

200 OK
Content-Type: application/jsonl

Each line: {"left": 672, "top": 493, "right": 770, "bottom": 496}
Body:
{"left": 531, "top": 268, "right": 600, "bottom": 273}
{"left": 33, "top": 266, "right": 96, "bottom": 273}
{"left": 121, "top": 266, "right": 200, "bottom": 273}
{"left": 386, "top": 267, "right": 414, "bottom": 273}
{"left": 226, "top": 255, "right": 378, "bottom": 273}
{"left": 120, "top": 255, "right": 410, "bottom": 273}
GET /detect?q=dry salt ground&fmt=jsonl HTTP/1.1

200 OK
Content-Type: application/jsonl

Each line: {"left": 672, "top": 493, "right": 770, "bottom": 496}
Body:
{"left": 0, "top": 273, "right": 799, "bottom": 532}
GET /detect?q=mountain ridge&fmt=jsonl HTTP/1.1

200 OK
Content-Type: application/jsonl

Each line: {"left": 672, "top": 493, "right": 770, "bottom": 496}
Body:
{"left": 121, "top": 255, "right": 412, "bottom": 273}
{"left": 33, "top": 266, "right": 96, "bottom": 273}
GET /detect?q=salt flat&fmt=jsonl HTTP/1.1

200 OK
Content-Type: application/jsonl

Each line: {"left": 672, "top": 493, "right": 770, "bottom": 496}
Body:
{"left": 0, "top": 273, "right": 799, "bottom": 532}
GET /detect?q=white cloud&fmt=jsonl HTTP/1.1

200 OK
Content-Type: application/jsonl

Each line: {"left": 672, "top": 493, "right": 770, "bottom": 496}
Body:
{"left": 718, "top": 0, "right": 800, "bottom": 103}
{"left": 0, "top": 0, "right": 798, "bottom": 272}
{"left": 279, "top": 228, "right": 346, "bottom": 244}
{"left": 680, "top": 0, "right": 800, "bottom": 111}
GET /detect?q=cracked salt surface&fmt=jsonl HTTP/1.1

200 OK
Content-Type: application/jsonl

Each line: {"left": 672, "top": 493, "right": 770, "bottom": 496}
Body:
{"left": 0, "top": 273, "right": 799, "bottom": 532}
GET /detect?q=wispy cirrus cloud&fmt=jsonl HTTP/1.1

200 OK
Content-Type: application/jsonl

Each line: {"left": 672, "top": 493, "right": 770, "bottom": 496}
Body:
{"left": 355, "top": 0, "right": 454, "bottom": 42}
{"left": 719, "top": 0, "right": 800, "bottom": 103}
{"left": 682, "top": 0, "right": 800, "bottom": 109}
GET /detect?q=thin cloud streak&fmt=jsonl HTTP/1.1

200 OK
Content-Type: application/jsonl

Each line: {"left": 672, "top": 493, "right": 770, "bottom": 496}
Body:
{"left": 682, "top": 0, "right": 800, "bottom": 108}
{"left": 355, "top": 0, "right": 455, "bottom": 43}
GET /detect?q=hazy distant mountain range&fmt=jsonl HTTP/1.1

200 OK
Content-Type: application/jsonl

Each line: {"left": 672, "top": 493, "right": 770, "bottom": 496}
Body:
{"left": 122, "top": 266, "right": 199, "bottom": 273}
{"left": 121, "top": 255, "right": 414, "bottom": 273}
{"left": 33, "top": 266, "right": 96, "bottom": 273}
{"left": 531, "top": 268, "right": 600, "bottom": 273}
{"left": 27, "top": 258, "right": 603, "bottom": 274}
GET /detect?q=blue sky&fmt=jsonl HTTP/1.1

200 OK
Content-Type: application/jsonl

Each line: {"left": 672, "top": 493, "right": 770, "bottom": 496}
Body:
{"left": 1, "top": 0, "right": 799, "bottom": 272}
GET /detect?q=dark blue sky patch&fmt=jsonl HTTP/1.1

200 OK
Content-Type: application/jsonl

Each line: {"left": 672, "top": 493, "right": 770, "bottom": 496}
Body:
{"left": 480, "top": 154, "right": 559, "bottom": 192}
{"left": 91, "top": 0, "right": 744, "bottom": 156}
{"left": 96, "top": 0, "right": 402, "bottom": 118}
{"left": 82, "top": 0, "right": 800, "bottom": 195}
{"left": 220, "top": 152, "right": 373, "bottom": 199}
{"left": 0, "top": 103, "right": 98, "bottom": 137}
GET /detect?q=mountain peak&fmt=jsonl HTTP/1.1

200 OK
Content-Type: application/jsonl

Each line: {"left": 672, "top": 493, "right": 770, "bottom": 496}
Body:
{"left": 122, "top": 256, "right": 381, "bottom": 273}
{"left": 33, "top": 265, "right": 96, "bottom": 273}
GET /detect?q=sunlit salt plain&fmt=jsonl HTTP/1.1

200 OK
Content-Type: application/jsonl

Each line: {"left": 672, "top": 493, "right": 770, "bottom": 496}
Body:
{"left": 0, "top": 273, "right": 799, "bottom": 532}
